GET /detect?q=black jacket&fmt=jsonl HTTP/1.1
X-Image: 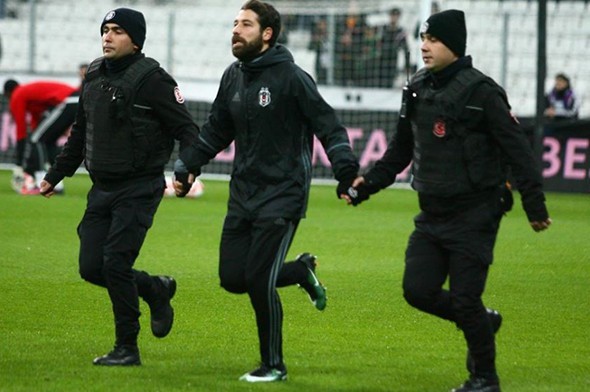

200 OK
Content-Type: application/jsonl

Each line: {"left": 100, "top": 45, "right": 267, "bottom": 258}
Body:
{"left": 180, "top": 45, "right": 358, "bottom": 219}
{"left": 364, "top": 56, "right": 548, "bottom": 221}
{"left": 45, "top": 53, "right": 198, "bottom": 188}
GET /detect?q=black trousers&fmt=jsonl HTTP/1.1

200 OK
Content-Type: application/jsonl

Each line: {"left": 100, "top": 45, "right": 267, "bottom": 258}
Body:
{"left": 219, "top": 215, "right": 308, "bottom": 368}
{"left": 402, "top": 200, "right": 502, "bottom": 377}
{"left": 77, "top": 176, "right": 165, "bottom": 347}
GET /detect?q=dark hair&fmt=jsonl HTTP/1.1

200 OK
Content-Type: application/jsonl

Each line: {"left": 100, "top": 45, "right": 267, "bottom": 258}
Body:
{"left": 555, "top": 73, "right": 571, "bottom": 88}
{"left": 3, "top": 79, "right": 19, "bottom": 97}
{"left": 241, "top": 0, "right": 282, "bottom": 47}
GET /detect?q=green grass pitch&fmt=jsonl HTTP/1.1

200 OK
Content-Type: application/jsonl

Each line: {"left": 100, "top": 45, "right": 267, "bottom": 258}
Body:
{"left": 0, "top": 170, "right": 588, "bottom": 391}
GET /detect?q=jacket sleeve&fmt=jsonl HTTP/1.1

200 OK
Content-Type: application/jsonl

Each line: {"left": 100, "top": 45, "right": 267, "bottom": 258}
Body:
{"left": 362, "top": 115, "right": 414, "bottom": 193}
{"left": 178, "top": 70, "right": 236, "bottom": 173}
{"left": 44, "top": 89, "right": 86, "bottom": 186}
{"left": 140, "top": 70, "right": 199, "bottom": 154}
{"left": 293, "top": 70, "right": 359, "bottom": 182}
{"left": 482, "top": 86, "right": 549, "bottom": 222}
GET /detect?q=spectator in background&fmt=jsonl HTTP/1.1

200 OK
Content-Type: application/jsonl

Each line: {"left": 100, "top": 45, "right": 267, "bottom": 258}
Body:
{"left": 357, "top": 23, "right": 381, "bottom": 87}
{"left": 3, "top": 79, "right": 76, "bottom": 194}
{"left": 308, "top": 17, "right": 330, "bottom": 84}
{"left": 78, "top": 62, "right": 89, "bottom": 80}
{"left": 544, "top": 73, "right": 580, "bottom": 121}
{"left": 334, "top": 13, "right": 365, "bottom": 86}
{"left": 378, "top": 7, "right": 409, "bottom": 88}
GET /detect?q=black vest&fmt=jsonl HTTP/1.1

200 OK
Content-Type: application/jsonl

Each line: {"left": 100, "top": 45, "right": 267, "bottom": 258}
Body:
{"left": 408, "top": 67, "right": 507, "bottom": 196}
{"left": 83, "top": 56, "right": 172, "bottom": 176}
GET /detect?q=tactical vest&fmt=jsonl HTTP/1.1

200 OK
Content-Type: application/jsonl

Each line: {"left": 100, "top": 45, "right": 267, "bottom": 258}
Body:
{"left": 82, "top": 56, "right": 172, "bottom": 175}
{"left": 408, "top": 67, "right": 507, "bottom": 197}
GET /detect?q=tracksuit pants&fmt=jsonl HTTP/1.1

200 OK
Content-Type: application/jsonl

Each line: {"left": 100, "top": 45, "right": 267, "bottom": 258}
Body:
{"left": 218, "top": 215, "right": 309, "bottom": 368}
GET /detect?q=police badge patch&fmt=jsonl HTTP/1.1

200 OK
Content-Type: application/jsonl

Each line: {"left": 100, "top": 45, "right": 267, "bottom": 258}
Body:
{"left": 433, "top": 118, "right": 446, "bottom": 137}
{"left": 258, "top": 87, "right": 271, "bottom": 107}
{"left": 174, "top": 86, "right": 185, "bottom": 104}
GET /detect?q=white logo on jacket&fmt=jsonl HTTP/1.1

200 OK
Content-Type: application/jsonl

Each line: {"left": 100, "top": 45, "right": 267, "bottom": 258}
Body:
{"left": 258, "top": 87, "right": 271, "bottom": 107}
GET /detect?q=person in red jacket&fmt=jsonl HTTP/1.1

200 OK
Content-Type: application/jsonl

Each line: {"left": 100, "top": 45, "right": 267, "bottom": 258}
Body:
{"left": 3, "top": 79, "right": 76, "bottom": 193}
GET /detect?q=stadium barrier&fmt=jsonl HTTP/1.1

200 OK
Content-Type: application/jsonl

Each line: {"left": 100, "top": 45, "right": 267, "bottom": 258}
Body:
{"left": 1, "top": 85, "right": 588, "bottom": 193}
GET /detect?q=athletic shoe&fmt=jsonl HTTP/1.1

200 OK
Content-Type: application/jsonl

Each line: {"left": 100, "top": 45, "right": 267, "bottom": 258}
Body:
{"left": 20, "top": 184, "right": 41, "bottom": 195}
{"left": 466, "top": 309, "right": 503, "bottom": 374}
{"left": 147, "top": 276, "right": 176, "bottom": 338}
{"left": 296, "top": 253, "right": 327, "bottom": 311}
{"left": 19, "top": 173, "right": 40, "bottom": 195}
{"left": 452, "top": 376, "right": 500, "bottom": 392}
{"left": 239, "top": 364, "right": 287, "bottom": 382}
{"left": 93, "top": 345, "right": 141, "bottom": 366}
{"left": 11, "top": 166, "right": 24, "bottom": 193}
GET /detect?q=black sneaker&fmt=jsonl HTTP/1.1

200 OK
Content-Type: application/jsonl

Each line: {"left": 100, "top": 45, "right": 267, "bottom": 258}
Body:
{"left": 452, "top": 376, "right": 500, "bottom": 392}
{"left": 93, "top": 345, "right": 141, "bottom": 366}
{"left": 296, "top": 253, "right": 327, "bottom": 311}
{"left": 147, "top": 276, "right": 177, "bottom": 338}
{"left": 466, "top": 309, "right": 503, "bottom": 374}
{"left": 239, "top": 364, "right": 287, "bottom": 382}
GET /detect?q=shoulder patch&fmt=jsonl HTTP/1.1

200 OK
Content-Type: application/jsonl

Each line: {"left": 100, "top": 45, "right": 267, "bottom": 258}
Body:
{"left": 174, "top": 86, "right": 185, "bottom": 104}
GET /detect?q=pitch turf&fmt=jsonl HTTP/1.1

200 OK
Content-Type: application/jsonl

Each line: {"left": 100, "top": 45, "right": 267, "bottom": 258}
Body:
{"left": 0, "top": 171, "right": 588, "bottom": 391}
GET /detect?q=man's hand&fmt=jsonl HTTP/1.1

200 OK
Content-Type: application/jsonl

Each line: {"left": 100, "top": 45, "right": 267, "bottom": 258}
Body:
{"left": 39, "top": 180, "right": 55, "bottom": 198}
{"left": 173, "top": 159, "right": 194, "bottom": 197}
{"left": 530, "top": 218, "right": 552, "bottom": 232}
{"left": 337, "top": 176, "right": 370, "bottom": 206}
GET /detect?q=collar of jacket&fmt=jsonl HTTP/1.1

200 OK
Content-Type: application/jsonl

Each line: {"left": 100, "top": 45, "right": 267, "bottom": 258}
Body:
{"left": 239, "top": 45, "right": 293, "bottom": 74}
{"left": 427, "top": 55, "right": 472, "bottom": 89}
{"left": 105, "top": 52, "right": 145, "bottom": 75}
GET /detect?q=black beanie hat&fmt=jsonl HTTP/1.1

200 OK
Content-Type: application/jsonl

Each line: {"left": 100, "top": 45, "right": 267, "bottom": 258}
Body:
{"left": 421, "top": 9, "right": 466, "bottom": 57}
{"left": 100, "top": 8, "right": 146, "bottom": 50}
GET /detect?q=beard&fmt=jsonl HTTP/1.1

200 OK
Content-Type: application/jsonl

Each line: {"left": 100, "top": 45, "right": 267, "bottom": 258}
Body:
{"left": 232, "top": 34, "right": 264, "bottom": 62}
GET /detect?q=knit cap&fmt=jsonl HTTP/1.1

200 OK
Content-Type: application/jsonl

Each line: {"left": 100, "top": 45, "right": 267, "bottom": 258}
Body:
{"left": 420, "top": 9, "right": 466, "bottom": 57}
{"left": 100, "top": 8, "right": 146, "bottom": 49}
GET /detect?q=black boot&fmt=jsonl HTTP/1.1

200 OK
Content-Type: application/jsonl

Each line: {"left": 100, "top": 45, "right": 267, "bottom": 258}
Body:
{"left": 93, "top": 345, "right": 141, "bottom": 366}
{"left": 466, "top": 309, "right": 502, "bottom": 374}
{"left": 146, "top": 276, "right": 177, "bottom": 338}
{"left": 452, "top": 375, "right": 500, "bottom": 392}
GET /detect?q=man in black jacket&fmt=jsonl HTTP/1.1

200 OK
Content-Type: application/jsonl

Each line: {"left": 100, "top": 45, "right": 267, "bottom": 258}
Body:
{"left": 341, "top": 10, "right": 551, "bottom": 392}
{"left": 40, "top": 8, "right": 199, "bottom": 366}
{"left": 174, "top": 0, "right": 359, "bottom": 382}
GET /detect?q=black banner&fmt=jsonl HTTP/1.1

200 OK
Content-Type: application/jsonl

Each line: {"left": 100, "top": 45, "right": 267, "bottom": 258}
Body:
{"left": 1, "top": 101, "right": 588, "bottom": 193}
{"left": 541, "top": 119, "right": 590, "bottom": 193}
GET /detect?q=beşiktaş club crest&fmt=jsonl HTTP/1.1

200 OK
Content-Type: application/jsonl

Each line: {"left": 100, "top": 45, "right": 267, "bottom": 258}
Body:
{"left": 433, "top": 118, "right": 446, "bottom": 137}
{"left": 258, "top": 87, "right": 271, "bottom": 107}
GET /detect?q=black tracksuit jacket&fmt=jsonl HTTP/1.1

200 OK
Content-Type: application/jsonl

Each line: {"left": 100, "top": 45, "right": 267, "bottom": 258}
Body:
{"left": 180, "top": 45, "right": 359, "bottom": 219}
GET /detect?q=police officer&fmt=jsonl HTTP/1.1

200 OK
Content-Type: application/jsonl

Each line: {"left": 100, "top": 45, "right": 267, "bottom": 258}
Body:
{"left": 341, "top": 10, "right": 551, "bottom": 392}
{"left": 174, "top": 0, "right": 359, "bottom": 382}
{"left": 39, "top": 8, "right": 199, "bottom": 366}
